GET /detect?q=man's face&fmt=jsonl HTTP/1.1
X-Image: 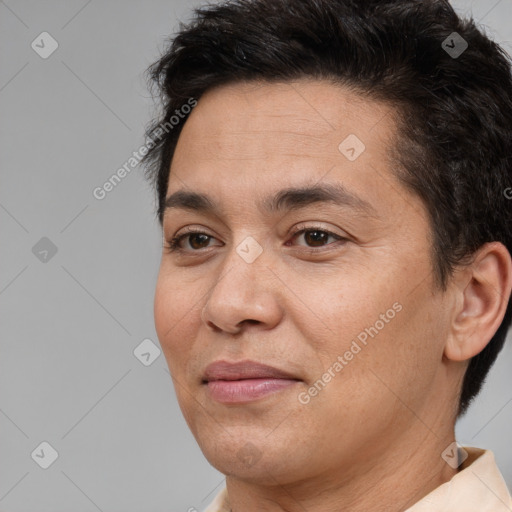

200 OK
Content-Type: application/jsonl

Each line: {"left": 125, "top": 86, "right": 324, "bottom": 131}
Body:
{"left": 154, "top": 80, "right": 454, "bottom": 484}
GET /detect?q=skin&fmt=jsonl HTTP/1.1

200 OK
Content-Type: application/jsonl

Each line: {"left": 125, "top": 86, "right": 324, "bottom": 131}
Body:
{"left": 153, "top": 80, "right": 512, "bottom": 511}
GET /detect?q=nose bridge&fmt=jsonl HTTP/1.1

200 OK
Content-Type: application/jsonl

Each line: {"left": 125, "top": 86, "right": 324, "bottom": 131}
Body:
{"left": 208, "top": 234, "right": 268, "bottom": 304}
{"left": 202, "top": 235, "right": 281, "bottom": 332}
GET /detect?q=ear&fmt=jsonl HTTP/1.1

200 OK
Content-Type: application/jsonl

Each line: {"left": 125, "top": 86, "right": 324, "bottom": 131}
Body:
{"left": 444, "top": 242, "right": 512, "bottom": 362}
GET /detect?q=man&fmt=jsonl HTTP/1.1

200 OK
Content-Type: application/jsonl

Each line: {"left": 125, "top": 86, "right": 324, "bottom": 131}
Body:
{"left": 142, "top": 0, "right": 512, "bottom": 510}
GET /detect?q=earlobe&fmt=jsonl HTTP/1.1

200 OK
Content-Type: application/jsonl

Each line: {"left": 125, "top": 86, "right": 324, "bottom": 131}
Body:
{"left": 444, "top": 242, "right": 512, "bottom": 363}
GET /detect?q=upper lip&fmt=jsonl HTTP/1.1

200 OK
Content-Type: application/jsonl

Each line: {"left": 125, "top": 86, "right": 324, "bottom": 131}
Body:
{"left": 202, "top": 360, "right": 300, "bottom": 382}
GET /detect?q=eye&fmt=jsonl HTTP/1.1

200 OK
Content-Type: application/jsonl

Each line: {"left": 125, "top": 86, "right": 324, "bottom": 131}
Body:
{"left": 288, "top": 227, "right": 346, "bottom": 248}
{"left": 165, "top": 228, "right": 221, "bottom": 253}
{"left": 164, "top": 225, "right": 347, "bottom": 255}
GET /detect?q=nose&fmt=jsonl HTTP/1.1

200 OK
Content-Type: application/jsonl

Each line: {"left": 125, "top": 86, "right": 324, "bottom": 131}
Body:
{"left": 200, "top": 244, "right": 284, "bottom": 334}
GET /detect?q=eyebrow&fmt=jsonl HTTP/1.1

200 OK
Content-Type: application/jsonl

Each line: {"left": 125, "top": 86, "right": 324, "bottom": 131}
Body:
{"left": 163, "top": 183, "right": 377, "bottom": 218}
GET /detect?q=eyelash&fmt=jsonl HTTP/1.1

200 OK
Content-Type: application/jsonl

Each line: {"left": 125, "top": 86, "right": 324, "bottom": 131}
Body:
{"left": 165, "top": 225, "right": 347, "bottom": 254}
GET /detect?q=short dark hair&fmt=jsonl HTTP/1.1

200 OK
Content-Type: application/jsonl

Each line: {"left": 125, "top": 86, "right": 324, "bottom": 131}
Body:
{"left": 142, "top": 0, "right": 512, "bottom": 416}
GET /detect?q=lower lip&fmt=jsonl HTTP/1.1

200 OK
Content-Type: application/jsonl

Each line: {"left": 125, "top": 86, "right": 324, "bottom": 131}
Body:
{"left": 205, "top": 378, "right": 299, "bottom": 404}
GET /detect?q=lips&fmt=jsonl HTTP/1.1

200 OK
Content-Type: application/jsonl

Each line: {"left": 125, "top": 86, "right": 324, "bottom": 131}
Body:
{"left": 202, "top": 360, "right": 301, "bottom": 404}
{"left": 203, "top": 360, "right": 299, "bottom": 382}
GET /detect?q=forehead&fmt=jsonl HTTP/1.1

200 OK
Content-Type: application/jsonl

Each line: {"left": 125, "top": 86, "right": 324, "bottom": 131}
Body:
{"left": 172, "top": 80, "right": 395, "bottom": 166}
{"left": 165, "top": 79, "right": 414, "bottom": 224}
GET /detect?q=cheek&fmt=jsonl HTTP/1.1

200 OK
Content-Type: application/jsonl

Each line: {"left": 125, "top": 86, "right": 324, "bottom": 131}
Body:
{"left": 153, "top": 270, "right": 200, "bottom": 373}
{"left": 153, "top": 274, "right": 169, "bottom": 317}
{"left": 154, "top": 271, "right": 206, "bottom": 430}
{"left": 154, "top": 276, "right": 174, "bottom": 348}
{"left": 296, "top": 257, "right": 442, "bottom": 398}
{"left": 341, "top": 283, "right": 446, "bottom": 414}
{"left": 288, "top": 265, "right": 393, "bottom": 354}
{"left": 302, "top": 294, "right": 444, "bottom": 456}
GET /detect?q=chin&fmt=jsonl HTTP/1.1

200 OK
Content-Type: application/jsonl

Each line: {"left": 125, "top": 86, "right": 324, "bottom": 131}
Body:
{"left": 197, "top": 430, "right": 309, "bottom": 485}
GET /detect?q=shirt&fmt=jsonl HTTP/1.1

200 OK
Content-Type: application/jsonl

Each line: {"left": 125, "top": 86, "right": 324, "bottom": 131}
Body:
{"left": 204, "top": 447, "right": 512, "bottom": 512}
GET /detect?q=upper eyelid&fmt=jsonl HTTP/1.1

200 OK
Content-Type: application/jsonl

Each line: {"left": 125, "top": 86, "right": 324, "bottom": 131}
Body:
{"left": 290, "top": 224, "right": 343, "bottom": 236}
{"left": 172, "top": 224, "right": 343, "bottom": 239}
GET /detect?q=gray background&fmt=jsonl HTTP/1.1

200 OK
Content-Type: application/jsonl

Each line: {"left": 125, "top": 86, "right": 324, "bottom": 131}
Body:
{"left": 0, "top": 1, "right": 511, "bottom": 511}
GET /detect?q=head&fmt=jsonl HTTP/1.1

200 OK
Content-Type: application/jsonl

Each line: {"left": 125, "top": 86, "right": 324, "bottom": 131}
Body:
{"left": 144, "top": 0, "right": 512, "bottom": 486}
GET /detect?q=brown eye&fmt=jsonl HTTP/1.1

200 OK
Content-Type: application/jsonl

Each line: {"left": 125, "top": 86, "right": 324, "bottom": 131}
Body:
{"left": 187, "top": 233, "right": 211, "bottom": 249}
{"left": 303, "top": 230, "right": 331, "bottom": 247}
{"left": 166, "top": 230, "right": 220, "bottom": 253}
{"left": 291, "top": 228, "right": 343, "bottom": 248}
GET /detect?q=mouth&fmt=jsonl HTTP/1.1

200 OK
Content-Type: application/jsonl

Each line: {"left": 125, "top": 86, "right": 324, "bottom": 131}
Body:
{"left": 202, "top": 360, "right": 302, "bottom": 404}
